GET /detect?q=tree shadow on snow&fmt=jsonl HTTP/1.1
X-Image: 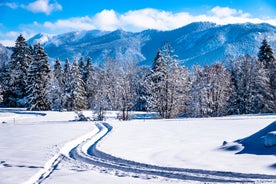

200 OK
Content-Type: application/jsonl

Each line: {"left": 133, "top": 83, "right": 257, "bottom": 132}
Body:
{"left": 220, "top": 121, "right": 276, "bottom": 156}
{"left": 235, "top": 121, "right": 276, "bottom": 156}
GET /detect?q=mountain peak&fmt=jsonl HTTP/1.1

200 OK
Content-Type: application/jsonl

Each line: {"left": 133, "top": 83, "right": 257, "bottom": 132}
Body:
{"left": 26, "top": 22, "right": 276, "bottom": 67}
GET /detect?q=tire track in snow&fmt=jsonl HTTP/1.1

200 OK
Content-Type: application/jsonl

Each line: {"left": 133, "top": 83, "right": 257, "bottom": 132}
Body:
{"left": 24, "top": 124, "right": 100, "bottom": 184}
{"left": 69, "top": 122, "right": 276, "bottom": 183}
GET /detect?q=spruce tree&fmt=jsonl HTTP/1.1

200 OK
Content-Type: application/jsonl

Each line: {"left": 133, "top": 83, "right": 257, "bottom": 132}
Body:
{"left": 258, "top": 39, "right": 275, "bottom": 69}
{"left": 0, "top": 84, "right": 3, "bottom": 103}
{"left": 78, "top": 57, "right": 86, "bottom": 81}
{"left": 26, "top": 43, "right": 51, "bottom": 111}
{"left": 48, "top": 59, "right": 64, "bottom": 111}
{"left": 145, "top": 44, "right": 190, "bottom": 118}
{"left": 62, "top": 59, "right": 71, "bottom": 110}
{"left": 258, "top": 39, "right": 276, "bottom": 111}
{"left": 85, "top": 57, "right": 96, "bottom": 108}
{"left": 53, "top": 58, "right": 64, "bottom": 85}
{"left": 68, "top": 60, "right": 87, "bottom": 110}
{"left": 5, "top": 34, "right": 32, "bottom": 107}
{"left": 252, "top": 60, "right": 274, "bottom": 113}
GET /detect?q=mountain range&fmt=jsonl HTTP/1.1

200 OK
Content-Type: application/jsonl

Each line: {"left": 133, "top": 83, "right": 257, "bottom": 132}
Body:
{"left": 5, "top": 22, "right": 276, "bottom": 67}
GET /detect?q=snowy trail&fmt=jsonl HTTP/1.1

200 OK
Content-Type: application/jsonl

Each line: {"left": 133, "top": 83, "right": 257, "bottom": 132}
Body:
{"left": 24, "top": 124, "right": 100, "bottom": 184}
{"left": 69, "top": 122, "right": 276, "bottom": 183}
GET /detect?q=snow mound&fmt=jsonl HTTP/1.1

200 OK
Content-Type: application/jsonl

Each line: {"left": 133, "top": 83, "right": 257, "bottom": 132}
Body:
{"left": 264, "top": 131, "right": 276, "bottom": 147}
{"left": 223, "top": 121, "right": 276, "bottom": 155}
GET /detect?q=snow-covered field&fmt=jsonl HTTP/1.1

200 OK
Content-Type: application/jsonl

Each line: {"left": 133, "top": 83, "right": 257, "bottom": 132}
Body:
{"left": 0, "top": 109, "right": 276, "bottom": 184}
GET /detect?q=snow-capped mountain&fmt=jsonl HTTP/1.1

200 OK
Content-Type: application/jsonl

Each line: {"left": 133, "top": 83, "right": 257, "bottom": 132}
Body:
{"left": 28, "top": 22, "right": 276, "bottom": 67}
{"left": 28, "top": 33, "right": 52, "bottom": 45}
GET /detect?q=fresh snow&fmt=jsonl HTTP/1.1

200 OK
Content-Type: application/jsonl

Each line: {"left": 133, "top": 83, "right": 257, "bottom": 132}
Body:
{"left": 98, "top": 116, "right": 276, "bottom": 175}
{"left": 0, "top": 109, "right": 276, "bottom": 184}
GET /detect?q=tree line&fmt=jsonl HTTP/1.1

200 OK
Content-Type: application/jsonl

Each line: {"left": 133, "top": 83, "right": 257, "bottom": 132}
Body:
{"left": 0, "top": 35, "right": 275, "bottom": 119}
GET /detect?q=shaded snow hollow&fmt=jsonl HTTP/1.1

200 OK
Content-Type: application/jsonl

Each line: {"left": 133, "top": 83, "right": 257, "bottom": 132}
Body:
{"left": 221, "top": 121, "right": 276, "bottom": 155}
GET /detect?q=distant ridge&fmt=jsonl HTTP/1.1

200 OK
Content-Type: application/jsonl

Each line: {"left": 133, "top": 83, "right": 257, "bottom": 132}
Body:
{"left": 20, "top": 22, "right": 276, "bottom": 67}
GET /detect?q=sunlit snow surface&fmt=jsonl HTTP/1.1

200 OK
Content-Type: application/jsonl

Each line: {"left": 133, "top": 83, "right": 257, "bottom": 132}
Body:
{"left": 0, "top": 109, "right": 276, "bottom": 184}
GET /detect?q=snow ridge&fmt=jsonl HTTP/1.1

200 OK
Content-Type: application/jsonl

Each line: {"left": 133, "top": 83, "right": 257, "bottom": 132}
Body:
{"left": 27, "top": 22, "right": 276, "bottom": 67}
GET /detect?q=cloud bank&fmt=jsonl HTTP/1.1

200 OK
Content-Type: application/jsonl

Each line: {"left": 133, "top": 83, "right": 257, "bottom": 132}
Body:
{"left": 36, "top": 6, "right": 276, "bottom": 33}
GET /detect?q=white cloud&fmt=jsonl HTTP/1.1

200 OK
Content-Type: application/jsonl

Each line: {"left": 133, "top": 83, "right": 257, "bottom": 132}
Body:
{"left": 211, "top": 6, "right": 241, "bottom": 17}
{"left": 93, "top": 9, "right": 119, "bottom": 31}
{"left": 41, "top": 9, "right": 119, "bottom": 32}
{"left": 0, "top": 2, "right": 18, "bottom": 9}
{"left": 33, "top": 7, "right": 276, "bottom": 34}
{"left": 22, "top": 0, "right": 62, "bottom": 15}
{"left": 1, "top": 6, "right": 276, "bottom": 47}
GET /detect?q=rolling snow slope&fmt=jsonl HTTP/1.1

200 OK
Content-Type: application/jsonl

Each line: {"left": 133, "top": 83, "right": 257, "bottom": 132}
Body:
{"left": 1, "top": 109, "right": 276, "bottom": 184}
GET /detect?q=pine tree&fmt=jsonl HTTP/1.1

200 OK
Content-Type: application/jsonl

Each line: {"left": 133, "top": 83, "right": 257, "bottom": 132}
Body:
{"left": 4, "top": 34, "right": 32, "bottom": 107}
{"left": 48, "top": 59, "right": 64, "bottom": 111}
{"left": 78, "top": 57, "right": 86, "bottom": 81}
{"left": 85, "top": 57, "right": 96, "bottom": 109}
{"left": 53, "top": 58, "right": 64, "bottom": 85}
{"left": 62, "top": 59, "right": 71, "bottom": 110}
{"left": 0, "top": 84, "right": 3, "bottom": 103}
{"left": 145, "top": 44, "right": 191, "bottom": 118}
{"left": 252, "top": 60, "right": 274, "bottom": 113}
{"left": 26, "top": 43, "right": 51, "bottom": 111}
{"left": 67, "top": 60, "right": 87, "bottom": 110}
{"left": 258, "top": 39, "right": 275, "bottom": 69}
{"left": 258, "top": 39, "right": 276, "bottom": 111}
{"left": 0, "top": 63, "right": 9, "bottom": 105}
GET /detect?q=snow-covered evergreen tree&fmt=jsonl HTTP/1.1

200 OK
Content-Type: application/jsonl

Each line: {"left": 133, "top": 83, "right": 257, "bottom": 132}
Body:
{"left": 67, "top": 60, "right": 87, "bottom": 110}
{"left": 134, "top": 66, "right": 150, "bottom": 111}
{"left": 4, "top": 34, "right": 32, "bottom": 107}
{"left": 258, "top": 39, "right": 276, "bottom": 111}
{"left": 145, "top": 44, "right": 191, "bottom": 118}
{"left": 53, "top": 58, "right": 64, "bottom": 85}
{"left": 258, "top": 39, "right": 275, "bottom": 69}
{"left": 26, "top": 43, "right": 51, "bottom": 111}
{"left": 253, "top": 60, "right": 274, "bottom": 113}
{"left": 48, "top": 59, "right": 64, "bottom": 111}
{"left": 85, "top": 57, "right": 96, "bottom": 109}
{"left": 0, "top": 84, "right": 3, "bottom": 103}
{"left": 78, "top": 57, "right": 86, "bottom": 81}
{"left": 0, "top": 63, "right": 9, "bottom": 105}
{"left": 62, "top": 59, "right": 71, "bottom": 110}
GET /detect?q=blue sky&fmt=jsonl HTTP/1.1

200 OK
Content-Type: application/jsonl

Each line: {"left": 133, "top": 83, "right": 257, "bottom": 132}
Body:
{"left": 0, "top": 0, "right": 276, "bottom": 46}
